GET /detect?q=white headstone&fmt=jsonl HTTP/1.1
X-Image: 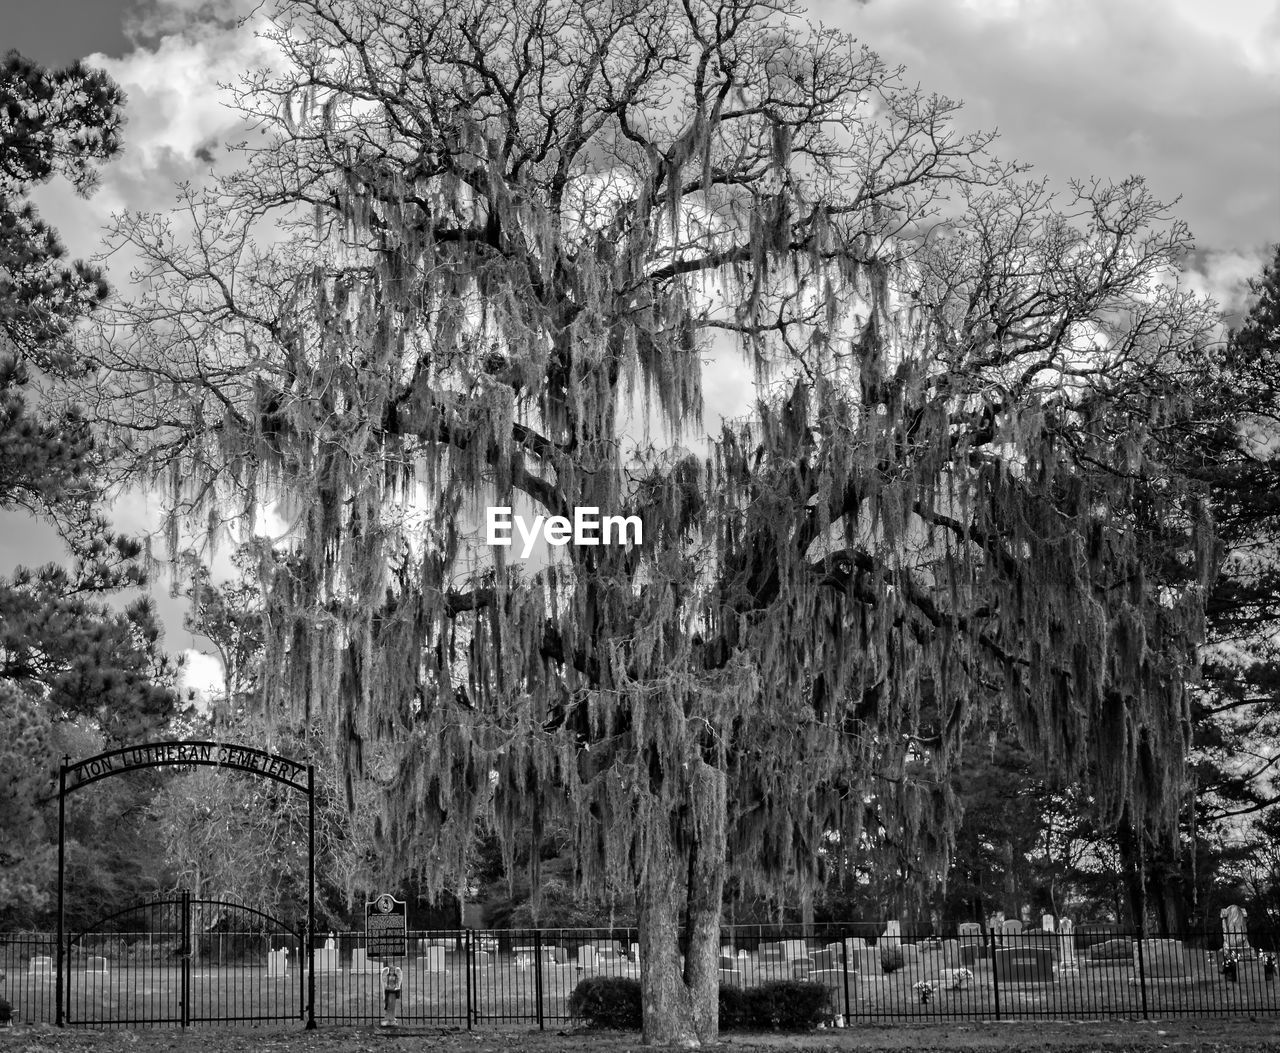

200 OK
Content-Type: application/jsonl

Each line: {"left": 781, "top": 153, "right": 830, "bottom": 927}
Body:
{"left": 576, "top": 945, "right": 598, "bottom": 970}
{"left": 421, "top": 945, "right": 447, "bottom": 972}
{"left": 1221, "top": 905, "right": 1250, "bottom": 953}
{"left": 29, "top": 955, "right": 53, "bottom": 978}
{"left": 267, "top": 948, "right": 289, "bottom": 978}
{"left": 314, "top": 945, "right": 339, "bottom": 973}
{"left": 349, "top": 948, "right": 381, "bottom": 973}
{"left": 1058, "top": 917, "right": 1078, "bottom": 973}
{"left": 1042, "top": 914, "right": 1056, "bottom": 933}
{"left": 85, "top": 956, "right": 109, "bottom": 975}
{"left": 780, "top": 939, "right": 807, "bottom": 962}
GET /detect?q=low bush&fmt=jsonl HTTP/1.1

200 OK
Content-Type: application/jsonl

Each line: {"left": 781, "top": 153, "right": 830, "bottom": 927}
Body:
{"left": 569, "top": 976, "right": 831, "bottom": 1033}
{"left": 567, "top": 976, "right": 641, "bottom": 1030}
{"left": 879, "top": 943, "right": 905, "bottom": 972}
{"left": 718, "top": 984, "right": 751, "bottom": 1030}
{"left": 739, "top": 980, "right": 831, "bottom": 1031}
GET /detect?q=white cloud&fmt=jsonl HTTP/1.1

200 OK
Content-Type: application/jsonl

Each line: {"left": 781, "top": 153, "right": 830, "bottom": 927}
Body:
{"left": 179, "top": 647, "right": 225, "bottom": 698}
{"left": 28, "top": 9, "right": 276, "bottom": 261}
{"left": 810, "top": 0, "right": 1280, "bottom": 255}
{"left": 1183, "top": 247, "right": 1273, "bottom": 319}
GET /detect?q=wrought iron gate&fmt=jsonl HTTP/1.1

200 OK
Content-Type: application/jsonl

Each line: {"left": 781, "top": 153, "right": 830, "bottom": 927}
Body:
{"left": 65, "top": 892, "right": 305, "bottom": 1028}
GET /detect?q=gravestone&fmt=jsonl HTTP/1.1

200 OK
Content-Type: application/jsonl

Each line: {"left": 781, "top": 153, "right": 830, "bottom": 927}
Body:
{"left": 881, "top": 920, "right": 902, "bottom": 947}
{"left": 957, "top": 922, "right": 982, "bottom": 938}
{"left": 85, "top": 956, "right": 109, "bottom": 975}
{"left": 1088, "top": 938, "right": 1133, "bottom": 962}
{"left": 995, "top": 946, "right": 1054, "bottom": 983}
{"left": 474, "top": 949, "right": 493, "bottom": 968}
{"left": 420, "top": 946, "right": 447, "bottom": 973}
{"left": 941, "top": 940, "right": 963, "bottom": 968}
{"left": 1221, "top": 904, "right": 1251, "bottom": 954}
{"left": 1042, "top": 914, "right": 1056, "bottom": 933}
{"left": 851, "top": 947, "right": 881, "bottom": 976}
{"left": 267, "top": 948, "right": 289, "bottom": 978}
{"left": 349, "top": 948, "right": 380, "bottom": 973}
{"left": 791, "top": 958, "right": 812, "bottom": 979}
{"left": 780, "top": 939, "right": 808, "bottom": 963}
{"left": 576, "top": 945, "right": 598, "bottom": 970}
{"left": 1136, "top": 939, "right": 1190, "bottom": 980}
{"left": 29, "top": 956, "right": 53, "bottom": 979}
{"left": 1001, "top": 919, "right": 1024, "bottom": 937}
{"left": 843, "top": 936, "right": 869, "bottom": 958}
{"left": 811, "top": 949, "right": 839, "bottom": 971}
{"left": 314, "top": 943, "right": 339, "bottom": 973}
{"left": 1057, "top": 918, "right": 1079, "bottom": 975}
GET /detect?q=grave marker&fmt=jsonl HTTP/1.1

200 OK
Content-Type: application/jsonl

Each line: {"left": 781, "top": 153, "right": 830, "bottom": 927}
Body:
{"left": 267, "top": 948, "right": 289, "bottom": 978}
{"left": 365, "top": 893, "right": 408, "bottom": 961}
{"left": 995, "top": 946, "right": 1054, "bottom": 983}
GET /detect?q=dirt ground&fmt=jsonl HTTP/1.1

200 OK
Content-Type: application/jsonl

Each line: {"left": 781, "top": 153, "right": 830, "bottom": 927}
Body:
{"left": 1, "top": 1018, "right": 1278, "bottom": 1053}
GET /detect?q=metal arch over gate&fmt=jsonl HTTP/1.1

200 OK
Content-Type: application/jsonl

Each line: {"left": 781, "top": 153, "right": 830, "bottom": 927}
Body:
{"left": 56, "top": 740, "right": 317, "bottom": 1029}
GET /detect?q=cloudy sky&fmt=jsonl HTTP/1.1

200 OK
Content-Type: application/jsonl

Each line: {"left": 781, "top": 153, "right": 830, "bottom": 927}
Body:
{"left": 3, "top": 0, "right": 1278, "bottom": 688}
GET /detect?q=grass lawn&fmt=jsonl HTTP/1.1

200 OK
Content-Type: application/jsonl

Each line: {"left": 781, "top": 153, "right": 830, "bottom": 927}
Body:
{"left": 0, "top": 1019, "right": 1277, "bottom": 1052}
{"left": 6, "top": 953, "right": 1278, "bottom": 1029}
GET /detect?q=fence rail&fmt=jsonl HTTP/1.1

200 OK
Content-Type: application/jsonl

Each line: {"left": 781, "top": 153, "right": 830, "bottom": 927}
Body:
{"left": 1, "top": 924, "right": 1276, "bottom": 1029}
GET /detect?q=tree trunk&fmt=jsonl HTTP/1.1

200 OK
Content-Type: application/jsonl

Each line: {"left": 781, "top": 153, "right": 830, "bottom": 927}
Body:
{"left": 639, "top": 810, "right": 697, "bottom": 1047}
{"left": 637, "top": 763, "right": 727, "bottom": 1048}
{"left": 685, "top": 765, "right": 726, "bottom": 1046}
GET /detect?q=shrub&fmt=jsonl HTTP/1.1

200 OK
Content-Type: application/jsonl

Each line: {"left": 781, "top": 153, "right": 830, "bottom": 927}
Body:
{"left": 718, "top": 984, "right": 751, "bottom": 1031}
{"left": 569, "top": 976, "right": 831, "bottom": 1033}
{"left": 741, "top": 980, "right": 831, "bottom": 1031}
{"left": 567, "top": 976, "right": 641, "bottom": 1030}
{"left": 879, "top": 943, "right": 905, "bottom": 972}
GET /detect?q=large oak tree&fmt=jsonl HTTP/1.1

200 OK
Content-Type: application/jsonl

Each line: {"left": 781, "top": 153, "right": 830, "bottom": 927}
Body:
{"left": 84, "top": 1, "right": 1219, "bottom": 1042}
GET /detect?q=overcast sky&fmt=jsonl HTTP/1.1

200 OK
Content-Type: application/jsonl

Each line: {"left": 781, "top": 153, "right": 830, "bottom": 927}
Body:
{"left": 3, "top": 0, "right": 1278, "bottom": 688}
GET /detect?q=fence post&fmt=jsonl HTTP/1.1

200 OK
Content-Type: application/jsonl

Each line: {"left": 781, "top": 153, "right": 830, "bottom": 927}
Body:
{"left": 465, "top": 929, "right": 474, "bottom": 1030}
{"left": 989, "top": 928, "right": 1001, "bottom": 1021}
{"left": 840, "top": 935, "right": 851, "bottom": 1024}
{"left": 180, "top": 888, "right": 191, "bottom": 1029}
{"left": 534, "top": 930, "right": 545, "bottom": 1030}
{"left": 1135, "top": 929, "right": 1149, "bottom": 1020}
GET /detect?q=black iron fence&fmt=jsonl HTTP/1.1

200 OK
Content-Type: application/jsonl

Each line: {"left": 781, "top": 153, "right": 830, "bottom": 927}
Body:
{"left": 1, "top": 923, "right": 1276, "bottom": 1029}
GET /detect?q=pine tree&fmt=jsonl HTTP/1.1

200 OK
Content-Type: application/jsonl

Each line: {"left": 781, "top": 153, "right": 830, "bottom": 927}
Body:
{"left": 89, "top": 2, "right": 1221, "bottom": 1042}
{"left": 0, "top": 53, "right": 179, "bottom": 921}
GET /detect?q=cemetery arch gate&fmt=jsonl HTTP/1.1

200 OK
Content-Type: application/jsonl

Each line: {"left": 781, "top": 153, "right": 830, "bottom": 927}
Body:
{"left": 56, "top": 740, "right": 317, "bottom": 1028}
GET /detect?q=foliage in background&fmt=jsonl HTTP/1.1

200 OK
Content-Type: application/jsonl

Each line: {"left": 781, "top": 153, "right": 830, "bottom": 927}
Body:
{"left": 0, "top": 51, "right": 178, "bottom": 925}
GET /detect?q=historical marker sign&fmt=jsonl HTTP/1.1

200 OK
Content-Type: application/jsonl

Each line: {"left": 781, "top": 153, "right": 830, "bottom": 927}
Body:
{"left": 366, "top": 894, "right": 407, "bottom": 959}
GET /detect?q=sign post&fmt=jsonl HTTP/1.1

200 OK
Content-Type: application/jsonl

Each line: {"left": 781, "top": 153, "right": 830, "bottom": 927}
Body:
{"left": 366, "top": 894, "right": 407, "bottom": 1027}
